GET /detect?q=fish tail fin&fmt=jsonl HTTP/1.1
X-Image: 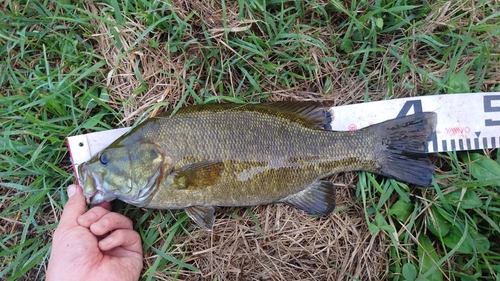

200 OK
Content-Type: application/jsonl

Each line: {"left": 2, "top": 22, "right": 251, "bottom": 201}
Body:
{"left": 369, "top": 112, "right": 437, "bottom": 186}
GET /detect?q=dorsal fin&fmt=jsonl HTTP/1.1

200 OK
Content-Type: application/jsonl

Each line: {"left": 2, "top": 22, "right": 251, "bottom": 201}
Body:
{"left": 155, "top": 102, "right": 333, "bottom": 130}
{"left": 263, "top": 102, "right": 333, "bottom": 130}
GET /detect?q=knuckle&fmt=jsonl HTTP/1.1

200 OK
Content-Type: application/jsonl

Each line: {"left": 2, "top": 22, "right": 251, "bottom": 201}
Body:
{"left": 114, "top": 213, "right": 133, "bottom": 228}
{"left": 87, "top": 206, "right": 109, "bottom": 217}
{"left": 101, "top": 212, "right": 133, "bottom": 229}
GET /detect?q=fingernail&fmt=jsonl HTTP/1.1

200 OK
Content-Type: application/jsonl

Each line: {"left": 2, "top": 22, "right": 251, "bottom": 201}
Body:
{"left": 79, "top": 213, "right": 93, "bottom": 222}
{"left": 100, "top": 237, "right": 114, "bottom": 247}
{"left": 67, "top": 184, "right": 77, "bottom": 198}
{"left": 93, "top": 221, "right": 104, "bottom": 229}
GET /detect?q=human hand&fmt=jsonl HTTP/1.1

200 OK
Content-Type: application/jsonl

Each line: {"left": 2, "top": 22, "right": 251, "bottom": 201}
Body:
{"left": 47, "top": 184, "right": 143, "bottom": 281}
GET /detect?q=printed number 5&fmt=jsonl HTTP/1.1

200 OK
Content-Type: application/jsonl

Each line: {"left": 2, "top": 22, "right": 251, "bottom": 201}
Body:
{"left": 484, "top": 95, "right": 500, "bottom": 126}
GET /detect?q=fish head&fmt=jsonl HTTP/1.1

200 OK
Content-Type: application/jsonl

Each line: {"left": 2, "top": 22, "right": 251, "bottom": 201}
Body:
{"left": 78, "top": 142, "right": 168, "bottom": 206}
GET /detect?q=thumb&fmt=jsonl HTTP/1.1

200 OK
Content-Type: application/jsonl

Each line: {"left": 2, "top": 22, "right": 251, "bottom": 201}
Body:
{"left": 57, "top": 184, "right": 87, "bottom": 231}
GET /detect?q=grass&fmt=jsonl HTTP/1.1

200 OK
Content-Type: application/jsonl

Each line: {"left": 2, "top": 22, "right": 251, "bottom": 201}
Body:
{"left": 1, "top": 0, "right": 500, "bottom": 280}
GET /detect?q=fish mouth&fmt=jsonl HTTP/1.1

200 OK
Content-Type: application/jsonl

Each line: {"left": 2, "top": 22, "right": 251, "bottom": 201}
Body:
{"left": 78, "top": 164, "right": 106, "bottom": 205}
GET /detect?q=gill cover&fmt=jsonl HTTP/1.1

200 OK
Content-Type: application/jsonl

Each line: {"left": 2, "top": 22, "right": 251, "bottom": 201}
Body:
{"left": 80, "top": 142, "right": 167, "bottom": 206}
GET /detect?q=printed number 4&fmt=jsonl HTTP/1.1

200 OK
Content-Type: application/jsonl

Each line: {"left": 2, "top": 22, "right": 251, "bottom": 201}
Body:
{"left": 396, "top": 100, "right": 437, "bottom": 152}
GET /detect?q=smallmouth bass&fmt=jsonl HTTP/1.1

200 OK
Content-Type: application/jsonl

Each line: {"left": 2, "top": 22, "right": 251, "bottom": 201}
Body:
{"left": 78, "top": 102, "right": 437, "bottom": 230}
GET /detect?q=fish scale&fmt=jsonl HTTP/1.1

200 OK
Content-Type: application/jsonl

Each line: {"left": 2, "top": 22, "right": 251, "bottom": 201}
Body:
{"left": 78, "top": 102, "right": 437, "bottom": 230}
{"left": 145, "top": 110, "right": 366, "bottom": 204}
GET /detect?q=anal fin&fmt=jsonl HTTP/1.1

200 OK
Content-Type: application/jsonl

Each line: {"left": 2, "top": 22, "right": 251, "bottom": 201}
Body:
{"left": 185, "top": 205, "right": 215, "bottom": 230}
{"left": 281, "top": 180, "right": 336, "bottom": 215}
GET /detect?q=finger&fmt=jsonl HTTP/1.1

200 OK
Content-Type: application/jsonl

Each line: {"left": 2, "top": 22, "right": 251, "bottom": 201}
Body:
{"left": 56, "top": 185, "right": 87, "bottom": 232}
{"left": 77, "top": 206, "right": 111, "bottom": 228}
{"left": 89, "top": 212, "right": 134, "bottom": 236}
{"left": 98, "top": 229, "right": 143, "bottom": 255}
{"left": 93, "top": 201, "right": 112, "bottom": 211}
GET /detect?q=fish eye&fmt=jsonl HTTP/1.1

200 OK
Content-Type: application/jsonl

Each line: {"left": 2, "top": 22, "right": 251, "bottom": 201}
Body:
{"left": 100, "top": 153, "right": 109, "bottom": 165}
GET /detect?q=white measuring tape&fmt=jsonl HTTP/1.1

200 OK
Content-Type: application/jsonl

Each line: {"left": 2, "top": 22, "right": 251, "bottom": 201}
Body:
{"left": 329, "top": 92, "right": 500, "bottom": 153}
{"left": 67, "top": 92, "right": 500, "bottom": 179}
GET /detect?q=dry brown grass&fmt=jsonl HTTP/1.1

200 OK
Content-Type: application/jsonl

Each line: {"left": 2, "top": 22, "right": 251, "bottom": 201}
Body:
{"left": 86, "top": 0, "right": 390, "bottom": 125}
{"left": 137, "top": 174, "right": 389, "bottom": 281}
{"left": 88, "top": 0, "right": 500, "bottom": 126}
{"left": 182, "top": 186, "right": 388, "bottom": 280}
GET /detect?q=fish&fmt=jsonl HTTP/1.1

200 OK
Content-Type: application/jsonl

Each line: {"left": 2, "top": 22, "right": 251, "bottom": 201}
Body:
{"left": 78, "top": 102, "right": 437, "bottom": 230}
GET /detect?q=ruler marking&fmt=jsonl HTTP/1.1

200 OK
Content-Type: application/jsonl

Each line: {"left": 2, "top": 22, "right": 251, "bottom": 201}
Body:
{"left": 483, "top": 137, "right": 488, "bottom": 149}
{"left": 466, "top": 138, "right": 472, "bottom": 150}
{"left": 474, "top": 138, "right": 479, "bottom": 149}
{"left": 428, "top": 132, "right": 438, "bottom": 152}
{"left": 493, "top": 137, "right": 497, "bottom": 148}
{"left": 442, "top": 140, "right": 448, "bottom": 151}
{"left": 451, "top": 139, "right": 456, "bottom": 151}
{"left": 459, "top": 139, "right": 464, "bottom": 150}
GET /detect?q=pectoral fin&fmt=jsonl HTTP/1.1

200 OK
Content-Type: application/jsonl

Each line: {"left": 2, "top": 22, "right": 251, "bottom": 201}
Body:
{"left": 185, "top": 205, "right": 215, "bottom": 230}
{"left": 282, "top": 180, "right": 336, "bottom": 215}
{"left": 172, "top": 161, "right": 223, "bottom": 190}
